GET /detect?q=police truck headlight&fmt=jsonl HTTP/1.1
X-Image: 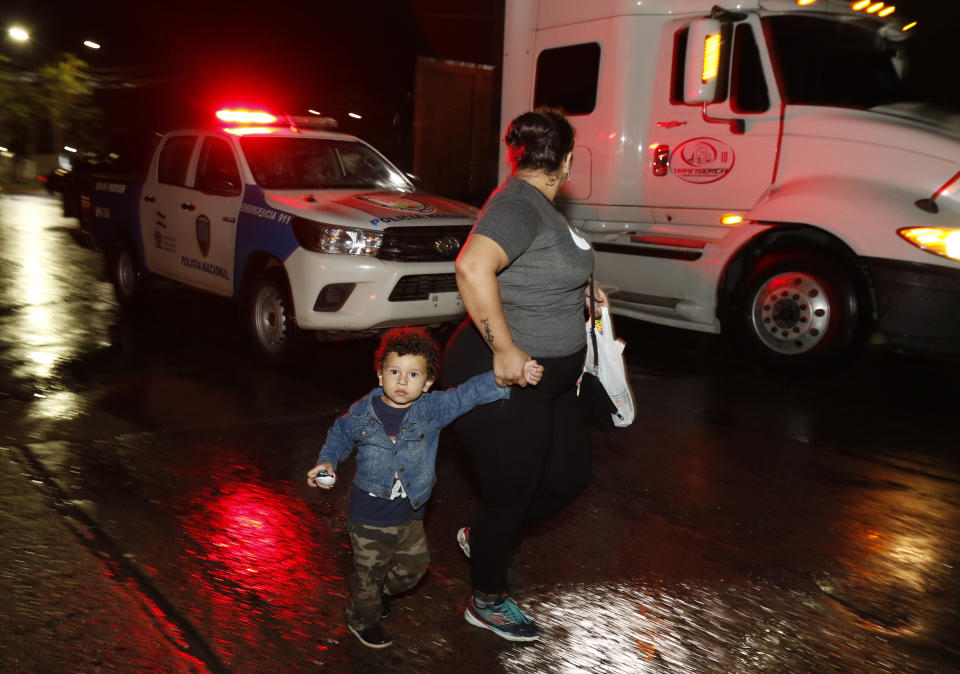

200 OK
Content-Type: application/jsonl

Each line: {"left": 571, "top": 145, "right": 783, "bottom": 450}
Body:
{"left": 292, "top": 217, "right": 383, "bottom": 256}
{"left": 898, "top": 227, "right": 960, "bottom": 262}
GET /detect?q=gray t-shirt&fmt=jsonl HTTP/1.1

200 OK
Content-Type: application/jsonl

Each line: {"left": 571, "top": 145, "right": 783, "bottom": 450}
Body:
{"left": 472, "top": 177, "right": 594, "bottom": 357}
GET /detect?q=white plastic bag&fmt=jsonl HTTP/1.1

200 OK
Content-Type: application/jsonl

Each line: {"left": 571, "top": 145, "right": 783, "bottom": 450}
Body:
{"left": 584, "top": 306, "right": 635, "bottom": 427}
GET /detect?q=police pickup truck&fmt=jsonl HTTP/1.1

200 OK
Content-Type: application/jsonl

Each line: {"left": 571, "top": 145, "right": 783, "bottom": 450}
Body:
{"left": 79, "top": 110, "right": 475, "bottom": 360}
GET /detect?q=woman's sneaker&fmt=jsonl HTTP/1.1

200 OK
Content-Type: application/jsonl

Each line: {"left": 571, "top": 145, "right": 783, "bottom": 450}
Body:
{"left": 457, "top": 527, "right": 471, "bottom": 558}
{"left": 464, "top": 594, "right": 540, "bottom": 642}
{"left": 348, "top": 623, "right": 393, "bottom": 649}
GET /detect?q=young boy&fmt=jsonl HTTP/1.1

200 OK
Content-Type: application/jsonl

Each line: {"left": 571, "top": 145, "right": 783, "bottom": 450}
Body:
{"left": 307, "top": 327, "right": 541, "bottom": 649}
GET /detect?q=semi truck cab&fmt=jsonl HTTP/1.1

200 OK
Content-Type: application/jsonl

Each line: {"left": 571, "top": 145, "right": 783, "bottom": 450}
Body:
{"left": 503, "top": 0, "right": 960, "bottom": 366}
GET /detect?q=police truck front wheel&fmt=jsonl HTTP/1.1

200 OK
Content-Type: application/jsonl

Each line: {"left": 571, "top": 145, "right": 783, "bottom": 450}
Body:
{"left": 732, "top": 251, "right": 867, "bottom": 369}
{"left": 247, "top": 270, "right": 302, "bottom": 362}
{"left": 108, "top": 239, "right": 147, "bottom": 306}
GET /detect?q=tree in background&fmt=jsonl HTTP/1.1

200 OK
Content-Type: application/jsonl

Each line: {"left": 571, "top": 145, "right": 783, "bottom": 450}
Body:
{"left": 0, "top": 53, "right": 102, "bottom": 160}
{"left": 37, "top": 53, "right": 102, "bottom": 157}
{"left": 0, "top": 54, "right": 40, "bottom": 156}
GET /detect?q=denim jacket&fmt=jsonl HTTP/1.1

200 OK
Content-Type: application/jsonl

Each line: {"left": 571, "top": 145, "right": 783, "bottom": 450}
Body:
{"left": 316, "top": 371, "right": 509, "bottom": 509}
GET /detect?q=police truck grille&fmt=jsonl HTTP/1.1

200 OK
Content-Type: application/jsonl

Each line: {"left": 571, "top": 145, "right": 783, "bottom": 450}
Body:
{"left": 389, "top": 274, "right": 459, "bottom": 301}
{"left": 376, "top": 225, "right": 471, "bottom": 262}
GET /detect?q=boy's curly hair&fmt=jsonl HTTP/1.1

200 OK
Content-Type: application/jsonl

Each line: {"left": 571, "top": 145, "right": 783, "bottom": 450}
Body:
{"left": 374, "top": 327, "right": 441, "bottom": 380}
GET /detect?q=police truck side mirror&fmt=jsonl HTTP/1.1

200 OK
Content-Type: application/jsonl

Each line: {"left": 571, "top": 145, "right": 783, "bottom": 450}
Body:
{"left": 683, "top": 19, "right": 725, "bottom": 104}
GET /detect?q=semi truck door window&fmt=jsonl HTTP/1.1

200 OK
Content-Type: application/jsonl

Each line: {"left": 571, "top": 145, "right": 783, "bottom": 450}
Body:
{"left": 731, "top": 24, "right": 769, "bottom": 113}
{"left": 196, "top": 138, "right": 241, "bottom": 195}
{"left": 670, "top": 29, "right": 689, "bottom": 104}
{"left": 157, "top": 135, "right": 196, "bottom": 187}
{"left": 533, "top": 42, "right": 601, "bottom": 115}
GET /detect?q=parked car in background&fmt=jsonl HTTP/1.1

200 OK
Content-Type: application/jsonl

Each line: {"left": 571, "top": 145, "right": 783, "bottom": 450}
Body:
{"left": 40, "top": 167, "right": 72, "bottom": 195}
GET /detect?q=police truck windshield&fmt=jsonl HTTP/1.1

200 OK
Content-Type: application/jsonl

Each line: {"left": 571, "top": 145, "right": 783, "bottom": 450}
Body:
{"left": 241, "top": 137, "right": 411, "bottom": 191}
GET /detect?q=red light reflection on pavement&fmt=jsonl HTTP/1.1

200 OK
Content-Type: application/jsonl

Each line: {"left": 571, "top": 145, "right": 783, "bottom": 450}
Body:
{"left": 177, "top": 473, "right": 348, "bottom": 667}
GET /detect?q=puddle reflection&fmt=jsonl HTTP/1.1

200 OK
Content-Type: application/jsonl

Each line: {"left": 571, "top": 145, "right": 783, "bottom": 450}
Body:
{"left": 175, "top": 468, "right": 348, "bottom": 666}
{"left": 504, "top": 579, "right": 928, "bottom": 673}
{"left": 0, "top": 196, "right": 108, "bottom": 384}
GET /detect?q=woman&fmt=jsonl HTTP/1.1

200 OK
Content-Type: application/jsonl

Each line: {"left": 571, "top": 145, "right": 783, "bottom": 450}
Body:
{"left": 442, "top": 108, "right": 606, "bottom": 642}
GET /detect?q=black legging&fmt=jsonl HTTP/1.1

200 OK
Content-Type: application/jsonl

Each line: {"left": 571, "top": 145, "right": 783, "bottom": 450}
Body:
{"left": 442, "top": 320, "right": 591, "bottom": 595}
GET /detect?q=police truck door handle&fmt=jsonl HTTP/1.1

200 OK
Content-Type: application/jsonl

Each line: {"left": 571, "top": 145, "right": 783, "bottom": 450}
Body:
{"left": 143, "top": 195, "right": 156, "bottom": 203}
{"left": 180, "top": 202, "right": 196, "bottom": 211}
{"left": 652, "top": 145, "right": 670, "bottom": 176}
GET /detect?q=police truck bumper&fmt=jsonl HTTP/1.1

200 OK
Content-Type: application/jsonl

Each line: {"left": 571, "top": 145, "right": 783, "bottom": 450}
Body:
{"left": 284, "top": 248, "right": 465, "bottom": 331}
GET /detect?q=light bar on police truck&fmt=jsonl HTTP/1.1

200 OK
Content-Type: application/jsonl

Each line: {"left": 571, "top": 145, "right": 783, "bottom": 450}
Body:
{"left": 223, "top": 126, "right": 277, "bottom": 136}
{"left": 215, "top": 109, "right": 278, "bottom": 124}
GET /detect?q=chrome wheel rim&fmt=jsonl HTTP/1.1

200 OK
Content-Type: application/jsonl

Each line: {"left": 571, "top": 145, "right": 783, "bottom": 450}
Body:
{"left": 751, "top": 271, "right": 831, "bottom": 354}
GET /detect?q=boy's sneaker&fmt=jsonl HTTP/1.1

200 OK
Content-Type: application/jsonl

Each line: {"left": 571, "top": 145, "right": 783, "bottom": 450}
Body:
{"left": 457, "top": 527, "right": 471, "bottom": 558}
{"left": 348, "top": 623, "right": 393, "bottom": 649}
{"left": 464, "top": 594, "right": 540, "bottom": 642}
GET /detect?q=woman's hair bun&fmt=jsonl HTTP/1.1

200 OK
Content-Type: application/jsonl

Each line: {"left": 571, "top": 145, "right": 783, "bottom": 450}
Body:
{"left": 505, "top": 108, "right": 575, "bottom": 174}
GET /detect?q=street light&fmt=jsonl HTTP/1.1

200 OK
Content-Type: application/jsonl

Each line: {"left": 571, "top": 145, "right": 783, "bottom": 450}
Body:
{"left": 8, "top": 26, "right": 29, "bottom": 41}
{"left": 83, "top": 40, "right": 101, "bottom": 50}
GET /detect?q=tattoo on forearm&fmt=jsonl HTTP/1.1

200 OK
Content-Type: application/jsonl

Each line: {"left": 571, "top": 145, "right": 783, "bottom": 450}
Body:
{"left": 480, "top": 318, "right": 494, "bottom": 344}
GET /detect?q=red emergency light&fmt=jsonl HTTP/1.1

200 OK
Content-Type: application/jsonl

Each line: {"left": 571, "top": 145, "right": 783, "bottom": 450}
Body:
{"left": 214, "top": 107, "right": 337, "bottom": 135}
{"left": 215, "top": 109, "right": 278, "bottom": 124}
{"left": 223, "top": 126, "right": 277, "bottom": 135}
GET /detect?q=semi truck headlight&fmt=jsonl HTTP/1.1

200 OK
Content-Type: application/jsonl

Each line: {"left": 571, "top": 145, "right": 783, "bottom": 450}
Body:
{"left": 898, "top": 227, "right": 960, "bottom": 262}
{"left": 293, "top": 218, "right": 383, "bottom": 256}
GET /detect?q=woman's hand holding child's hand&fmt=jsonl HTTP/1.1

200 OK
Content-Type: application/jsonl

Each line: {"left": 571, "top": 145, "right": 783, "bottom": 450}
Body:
{"left": 522, "top": 359, "right": 543, "bottom": 386}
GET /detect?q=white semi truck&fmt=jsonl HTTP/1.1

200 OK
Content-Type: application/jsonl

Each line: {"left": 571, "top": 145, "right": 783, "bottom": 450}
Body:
{"left": 502, "top": 0, "right": 960, "bottom": 366}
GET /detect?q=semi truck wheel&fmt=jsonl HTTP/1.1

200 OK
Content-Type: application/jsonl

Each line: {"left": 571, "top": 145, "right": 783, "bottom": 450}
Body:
{"left": 733, "top": 250, "right": 865, "bottom": 369}
{"left": 108, "top": 239, "right": 147, "bottom": 305}
{"left": 247, "top": 269, "right": 302, "bottom": 362}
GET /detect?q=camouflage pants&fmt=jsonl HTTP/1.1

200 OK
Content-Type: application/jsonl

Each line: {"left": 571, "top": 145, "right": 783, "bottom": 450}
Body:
{"left": 346, "top": 519, "right": 430, "bottom": 629}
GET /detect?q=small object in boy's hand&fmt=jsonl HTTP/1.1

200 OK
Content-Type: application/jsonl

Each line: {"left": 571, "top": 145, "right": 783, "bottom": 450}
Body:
{"left": 315, "top": 471, "right": 336, "bottom": 487}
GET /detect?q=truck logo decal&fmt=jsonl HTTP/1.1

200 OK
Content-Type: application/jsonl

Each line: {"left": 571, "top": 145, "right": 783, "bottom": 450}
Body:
{"left": 239, "top": 202, "right": 293, "bottom": 225}
{"left": 433, "top": 235, "right": 462, "bottom": 257}
{"left": 196, "top": 214, "right": 211, "bottom": 257}
{"left": 181, "top": 256, "right": 229, "bottom": 280}
{"left": 671, "top": 138, "right": 734, "bottom": 184}
{"left": 94, "top": 181, "right": 126, "bottom": 194}
{"left": 154, "top": 229, "right": 175, "bottom": 252}
{"left": 355, "top": 194, "right": 436, "bottom": 214}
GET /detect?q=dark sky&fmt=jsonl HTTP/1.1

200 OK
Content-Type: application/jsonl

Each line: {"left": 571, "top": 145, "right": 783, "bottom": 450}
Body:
{"left": 4, "top": 1, "right": 502, "bottom": 118}
{"left": 2, "top": 0, "right": 954, "bottom": 166}
{"left": 3, "top": 0, "right": 504, "bottom": 165}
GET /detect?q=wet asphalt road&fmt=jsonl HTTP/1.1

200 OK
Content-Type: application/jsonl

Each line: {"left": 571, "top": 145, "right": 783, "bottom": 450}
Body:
{"left": 1, "top": 192, "right": 959, "bottom": 673}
